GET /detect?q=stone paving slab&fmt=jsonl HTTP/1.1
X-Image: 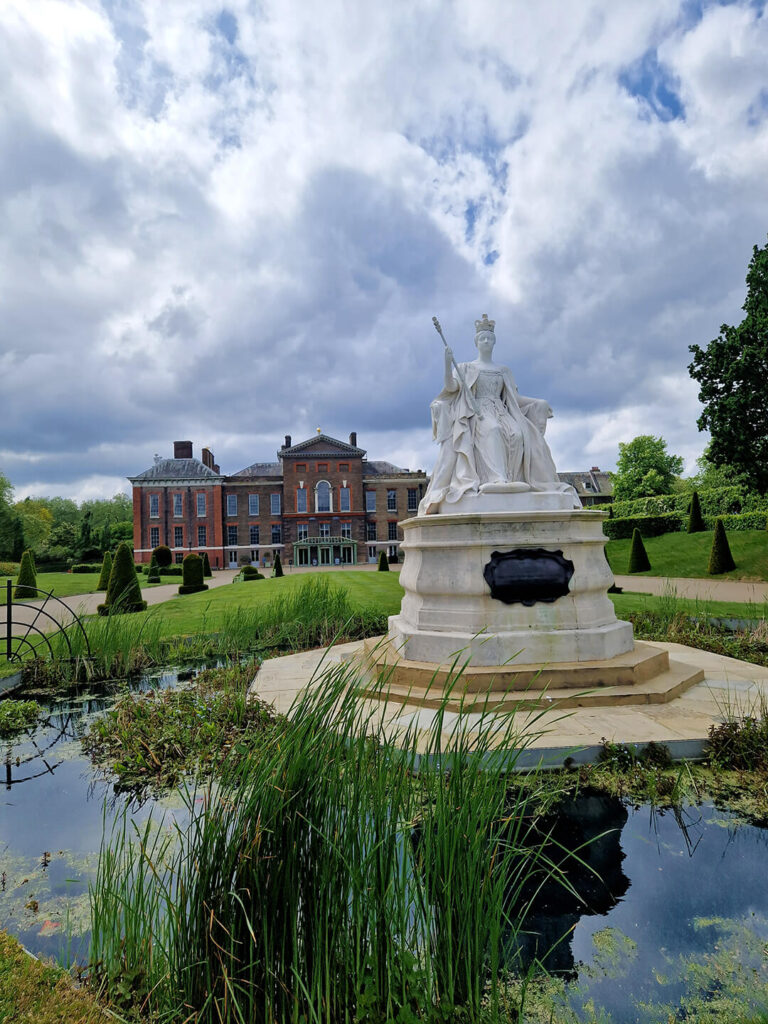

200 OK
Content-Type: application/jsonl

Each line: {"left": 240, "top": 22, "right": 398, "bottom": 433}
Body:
{"left": 249, "top": 637, "right": 768, "bottom": 767}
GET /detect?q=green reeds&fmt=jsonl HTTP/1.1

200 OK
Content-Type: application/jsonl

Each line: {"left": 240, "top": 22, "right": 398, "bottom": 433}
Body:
{"left": 90, "top": 657, "right": 570, "bottom": 1023}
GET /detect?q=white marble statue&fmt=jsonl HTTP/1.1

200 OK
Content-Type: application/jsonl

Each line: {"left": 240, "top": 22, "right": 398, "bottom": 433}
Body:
{"left": 419, "top": 314, "right": 580, "bottom": 515}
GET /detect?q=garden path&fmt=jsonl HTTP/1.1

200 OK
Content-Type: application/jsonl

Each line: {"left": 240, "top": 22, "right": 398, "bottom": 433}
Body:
{"left": 613, "top": 574, "right": 768, "bottom": 606}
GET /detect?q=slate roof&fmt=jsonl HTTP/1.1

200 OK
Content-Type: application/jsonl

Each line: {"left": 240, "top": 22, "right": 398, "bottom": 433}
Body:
{"left": 363, "top": 460, "right": 413, "bottom": 476}
{"left": 557, "top": 470, "right": 613, "bottom": 498}
{"left": 230, "top": 461, "right": 283, "bottom": 478}
{"left": 129, "top": 458, "right": 221, "bottom": 483}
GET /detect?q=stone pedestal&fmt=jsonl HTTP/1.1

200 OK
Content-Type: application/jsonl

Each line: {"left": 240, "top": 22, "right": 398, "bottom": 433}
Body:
{"left": 388, "top": 508, "right": 633, "bottom": 666}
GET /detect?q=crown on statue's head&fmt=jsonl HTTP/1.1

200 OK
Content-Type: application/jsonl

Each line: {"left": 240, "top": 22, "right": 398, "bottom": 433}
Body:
{"left": 474, "top": 313, "right": 495, "bottom": 334}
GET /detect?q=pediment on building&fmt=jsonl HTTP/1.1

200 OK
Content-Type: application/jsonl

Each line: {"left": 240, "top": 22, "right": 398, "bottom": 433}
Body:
{"left": 279, "top": 434, "right": 366, "bottom": 459}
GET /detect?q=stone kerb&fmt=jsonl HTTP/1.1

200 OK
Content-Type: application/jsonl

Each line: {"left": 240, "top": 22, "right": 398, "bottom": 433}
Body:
{"left": 388, "top": 508, "right": 633, "bottom": 666}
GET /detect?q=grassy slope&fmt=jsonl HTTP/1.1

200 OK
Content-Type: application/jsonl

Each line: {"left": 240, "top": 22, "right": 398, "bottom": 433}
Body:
{"left": 0, "top": 930, "right": 110, "bottom": 1023}
{"left": 606, "top": 529, "right": 768, "bottom": 581}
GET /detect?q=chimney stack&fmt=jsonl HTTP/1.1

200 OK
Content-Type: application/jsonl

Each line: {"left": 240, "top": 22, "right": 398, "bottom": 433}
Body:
{"left": 284, "top": 435, "right": 291, "bottom": 448}
{"left": 174, "top": 440, "right": 193, "bottom": 459}
{"left": 591, "top": 466, "right": 600, "bottom": 472}
{"left": 349, "top": 431, "right": 357, "bottom": 447}
{"left": 201, "top": 447, "right": 214, "bottom": 469}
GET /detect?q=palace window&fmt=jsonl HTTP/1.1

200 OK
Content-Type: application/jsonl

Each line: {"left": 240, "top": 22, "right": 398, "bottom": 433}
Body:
{"left": 197, "top": 493, "right": 206, "bottom": 517}
{"left": 174, "top": 526, "right": 184, "bottom": 547}
{"left": 341, "top": 522, "right": 352, "bottom": 539}
{"left": 248, "top": 494, "right": 259, "bottom": 516}
{"left": 296, "top": 488, "right": 307, "bottom": 513}
{"left": 339, "top": 487, "right": 350, "bottom": 512}
{"left": 408, "top": 488, "right": 418, "bottom": 512}
{"left": 316, "top": 463, "right": 328, "bottom": 473}
{"left": 173, "top": 493, "right": 183, "bottom": 517}
{"left": 297, "top": 523, "right": 309, "bottom": 541}
{"left": 388, "top": 521, "right": 398, "bottom": 541}
{"left": 295, "top": 464, "right": 307, "bottom": 473}
{"left": 338, "top": 462, "right": 349, "bottom": 472}
{"left": 227, "top": 494, "right": 237, "bottom": 517}
{"left": 271, "top": 524, "right": 282, "bottom": 544}
{"left": 366, "top": 522, "right": 377, "bottom": 541}
{"left": 387, "top": 490, "right": 397, "bottom": 512}
{"left": 320, "top": 523, "right": 330, "bottom": 539}
{"left": 227, "top": 525, "right": 238, "bottom": 546}
{"left": 316, "top": 481, "right": 332, "bottom": 513}
{"left": 197, "top": 525, "right": 207, "bottom": 546}
{"left": 250, "top": 525, "right": 259, "bottom": 545}
{"left": 365, "top": 491, "right": 376, "bottom": 512}
{"left": 149, "top": 494, "right": 159, "bottom": 518}
{"left": 270, "top": 493, "right": 281, "bottom": 515}
{"left": 150, "top": 526, "right": 159, "bottom": 548}
{"left": 387, "top": 545, "right": 397, "bottom": 560}
{"left": 175, "top": 552, "right": 184, "bottom": 564}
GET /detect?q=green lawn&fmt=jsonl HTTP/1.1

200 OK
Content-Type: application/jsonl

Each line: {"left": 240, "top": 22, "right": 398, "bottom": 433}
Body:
{"left": 606, "top": 529, "right": 768, "bottom": 581}
{"left": 0, "top": 570, "right": 187, "bottom": 603}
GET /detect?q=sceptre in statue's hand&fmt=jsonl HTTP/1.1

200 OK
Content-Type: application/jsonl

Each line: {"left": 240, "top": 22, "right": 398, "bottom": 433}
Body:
{"left": 432, "top": 316, "right": 482, "bottom": 418}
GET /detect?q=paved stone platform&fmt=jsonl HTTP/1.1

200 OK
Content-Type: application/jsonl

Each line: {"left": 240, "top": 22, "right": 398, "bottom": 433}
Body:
{"left": 249, "top": 639, "right": 768, "bottom": 768}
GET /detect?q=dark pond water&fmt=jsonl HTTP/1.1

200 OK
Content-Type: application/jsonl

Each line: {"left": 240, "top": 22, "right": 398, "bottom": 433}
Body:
{"left": 2, "top": 678, "right": 768, "bottom": 1022}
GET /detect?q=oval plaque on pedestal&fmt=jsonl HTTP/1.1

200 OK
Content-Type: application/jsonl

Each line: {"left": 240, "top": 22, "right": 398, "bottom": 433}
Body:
{"left": 483, "top": 548, "right": 574, "bottom": 606}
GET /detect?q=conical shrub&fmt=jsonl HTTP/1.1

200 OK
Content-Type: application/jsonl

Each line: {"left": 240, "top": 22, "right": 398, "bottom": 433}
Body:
{"left": 179, "top": 552, "right": 208, "bottom": 595}
{"left": 201, "top": 551, "right": 212, "bottom": 578}
{"left": 96, "top": 550, "right": 113, "bottom": 590}
{"left": 272, "top": 552, "right": 284, "bottom": 578}
{"left": 687, "top": 491, "right": 706, "bottom": 533}
{"left": 147, "top": 553, "right": 161, "bottom": 583}
{"left": 378, "top": 551, "right": 390, "bottom": 572}
{"left": 98, "top": 541, "right": 147, "bottom": 615}
{"left": 627, "top": 528, "right": 651, "bottom": 573}
{"left": 708, "top": 518, "right": 736, "bottom": 574}
{"left": 14, "top": 550, "right": 37, "bottom": 599}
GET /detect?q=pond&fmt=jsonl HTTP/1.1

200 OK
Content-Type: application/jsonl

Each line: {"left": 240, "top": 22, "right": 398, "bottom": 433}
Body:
{"left": 1, "top": 676, "right": 768, "bottom": 1022}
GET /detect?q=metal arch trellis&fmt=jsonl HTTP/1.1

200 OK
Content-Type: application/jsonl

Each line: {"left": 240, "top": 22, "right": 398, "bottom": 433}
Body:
{"left": 2, "top": 579, "right": 92, "bottom": 664}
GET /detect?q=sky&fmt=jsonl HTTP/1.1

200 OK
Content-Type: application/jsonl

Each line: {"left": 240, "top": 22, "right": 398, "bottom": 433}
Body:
{"left": 2, "top": 0, "right": 768, "bottom": 502}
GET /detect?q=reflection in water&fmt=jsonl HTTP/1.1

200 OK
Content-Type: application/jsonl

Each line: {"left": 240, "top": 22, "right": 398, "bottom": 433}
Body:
{"left": 511, "top": 789, "right": 630, "bottom": 976}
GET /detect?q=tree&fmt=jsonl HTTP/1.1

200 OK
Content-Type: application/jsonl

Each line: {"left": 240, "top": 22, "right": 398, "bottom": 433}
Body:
{"left": 14, "top": 499, "right": 53, "bottom": 553}
{"left": 96, "top": 550, "right": 112, "bottom": 590}
{"left": 612, "top": 436, "right": 684, "bottom": 501}
{"left": 627, "top": 529, "right": 651, "bottom": 573}
{"left": 689, "top": 237, "right": 768, "bottom": 493}
{"left": 14, "top": 550, "right": 37, "bottom": 598}
{"left": 98, "top": 541, "right": 147, "bottom": 614}
{"left": 687, "top": 491, "right": 706, "bottom": 534}
{"left": 708, "top": 519, "right": 736, "bottom": 575}
{"left": 100, "top": 521, "right": 112, "bottom": 553}
{"left": 272, "top": 552, "right": 284, "bottom": 578}
{"left": 0, "top": 472, "right": 24, "bottom": 561}
{"left": 378, "top": 551, "right": 390, "bottom": 572}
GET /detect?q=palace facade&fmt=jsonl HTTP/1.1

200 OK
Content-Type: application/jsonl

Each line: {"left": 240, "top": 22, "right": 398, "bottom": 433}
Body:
{"left": 130, "top": 433, "right": 429, "bottom": 568}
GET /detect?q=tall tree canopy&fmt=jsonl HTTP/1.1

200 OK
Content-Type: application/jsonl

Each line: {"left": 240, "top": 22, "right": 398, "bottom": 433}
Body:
{"left": 689, "top": 237, "right": 768, "bottom": 493}
{"left": 612, "top": 435, "right": 684, "bottom": 501}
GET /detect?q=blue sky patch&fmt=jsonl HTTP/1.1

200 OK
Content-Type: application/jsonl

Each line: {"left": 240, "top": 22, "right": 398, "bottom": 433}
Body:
{"left": 619, "top": 49, "right": 685, "bottom": 122}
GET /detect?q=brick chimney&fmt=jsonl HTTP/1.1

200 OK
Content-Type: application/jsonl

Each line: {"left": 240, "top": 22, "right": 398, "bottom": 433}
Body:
{"left": 174, "top": 440, "right": 193, "bottom": 459}
{"left": 349, "top": 431, "right": 357, "bottom": 447}
{"left": 201, "top": 447, "right": 214, "bottom": 469}
{"left": 591, "top": 466, "right": 600, "bottom": 472}
{"left": 284, "top": 435, "right": 291, "bottom": 448}
{"left": 213, "top": 463, "right": 220, "bottom": 474}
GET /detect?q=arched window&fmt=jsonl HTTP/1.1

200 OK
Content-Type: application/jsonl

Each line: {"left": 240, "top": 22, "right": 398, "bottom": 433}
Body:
{"left": 315, "top": 480, "right": 332, "bottom": 513}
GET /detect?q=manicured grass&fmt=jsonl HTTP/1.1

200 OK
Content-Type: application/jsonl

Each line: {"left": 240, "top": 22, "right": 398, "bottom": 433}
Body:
{"left": 0, "top": 570, "right": 191, "bottom": 603}
{"left": 610, "top": 590, "right": 768, "bottom": 621}
{"left": 0, "top": 930, "right": 110, "bottom": 1023}
{"left": 607, "top": 529, "right": 768, "bottom": 581}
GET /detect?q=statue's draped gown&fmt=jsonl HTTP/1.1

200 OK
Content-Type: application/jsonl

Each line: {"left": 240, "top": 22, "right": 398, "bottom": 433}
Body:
{"left": 419, "top": 361, "right": 580, "bottom": 514}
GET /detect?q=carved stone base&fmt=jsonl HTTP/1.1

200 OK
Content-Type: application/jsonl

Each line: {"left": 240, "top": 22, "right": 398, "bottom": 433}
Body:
{"left": 389, "top": 508, "right": 633, "bottom": 666}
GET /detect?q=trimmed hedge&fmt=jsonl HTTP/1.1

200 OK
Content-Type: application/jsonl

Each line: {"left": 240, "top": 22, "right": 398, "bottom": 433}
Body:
{"left": 241, "top": 565, "right": 265, "bottom": 581}
{"left": 147, "top": 553, "right": 161, "bottom": 584}
{"left": 603, "top": 513, "right": 684, "bottom": 540}
{"left": 202, "top": 552, "right": 212, "bottom": 578}
{"left": 628, "top": 529, "right": 651, "bottom": 573}
{"left": 687, "top": 491, "right": 706, "bottom": 533}
{"left": 152, "top": 544, "right": 173, "bottom": 568}
{"left": 599, "top": 485, "right": 768, "bottom": 521}
{"left": 71, "top": 563, "right": 102, "bottom": 574}
{"left": 96, "top": 551, "right": 112, "bottom": 591}
{"left": 98, "top": 541, "right": 147, "bottom": 615}
{"left": 378, "top": 551, "right": 390, "bottom": 572}
{"left": 702, "top": 512, "right": 767, "bottom": 531}
{"left": 708, "top": 519, "right": 736, "bottom": 575}
{"left": 272, "top": 552, "right": 284, "bottom": 578}
{"left": 14, "top": 550, "right": 37, "bottom": 599}
{"left": 179, "top": 552, "right": 208, "bottom": 595}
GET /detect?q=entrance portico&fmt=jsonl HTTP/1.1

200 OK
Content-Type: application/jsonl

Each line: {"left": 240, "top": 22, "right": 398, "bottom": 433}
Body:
{"left": 293, "top": 535, "right": 357, "bottom": 567}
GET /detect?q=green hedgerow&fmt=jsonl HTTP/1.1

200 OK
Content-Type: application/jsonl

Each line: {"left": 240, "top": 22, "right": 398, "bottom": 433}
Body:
{"left": 272, "top": 552, "right": 284, "bottom": 578}
{"left": 98, "top": 541, "right": 147, "bottom": 615}
{"left": 179, "top": 552, "right": 208, "bottom": 595}
{"left": 627, "top": 528, "right": 651, "bottom": 573}
{"left": 378, "top": 551, "right": 390, "bottom": 572}
{"left": 708, "top": 517, "right": 736, "bottom": 574}
{"left": 14, "top": 550, "right": 37, "bottom": 599}
{"left": 687, "top": 490, "right": 706, "bottom": 533}
{"left": 96, "top": 550, "right": 113, "bottom": 591}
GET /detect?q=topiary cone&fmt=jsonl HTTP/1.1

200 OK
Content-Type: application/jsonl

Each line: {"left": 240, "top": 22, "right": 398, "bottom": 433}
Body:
{"left": 96, "top": 550, "right": 113, "bottom": 590}
{"left": 179, "top": 553, "right": 208, "bottom": 594}
{"left": 99, "top": 541, "right": 147, "bottom": 614}
{"left": 627, "top": 528, "right": 651, "bottom": 573}
{"left": 201, "top": 551, "right": 212, "bottom": 578}
{"left": 687, "top": 490, "right": 706, "bottom": 533}
{"left": 14, "top": 550, "right": 37, "bottom": 599}
{"left": 147, "top": 553, "right": 161, "bottom": 583}
{"left": 378, "top": 551, "right": 390, "bottom": 572}
{"left": 272, "top": 552, "right": 284, "bottom": 578}
{"left": 708, "top": 518, "right": 736, "bottom": 574}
